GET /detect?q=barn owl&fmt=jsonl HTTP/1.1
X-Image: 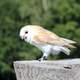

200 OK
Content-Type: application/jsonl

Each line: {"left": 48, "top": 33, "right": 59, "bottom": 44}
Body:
{"left": 19, "top": 25, "right": 76, "bottom": 61}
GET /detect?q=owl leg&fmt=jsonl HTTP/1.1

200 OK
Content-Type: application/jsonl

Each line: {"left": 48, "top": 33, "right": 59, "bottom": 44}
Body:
{"left": 38, "top": 53, "right": 49, "bottom": 61}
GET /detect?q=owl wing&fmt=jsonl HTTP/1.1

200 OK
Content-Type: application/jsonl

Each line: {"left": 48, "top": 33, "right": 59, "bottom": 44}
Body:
{"left": 33, "top": 30, "right": 64, "bottom": 45}
{"left": 33, "top": 30, "right": 76, "bottom": 48}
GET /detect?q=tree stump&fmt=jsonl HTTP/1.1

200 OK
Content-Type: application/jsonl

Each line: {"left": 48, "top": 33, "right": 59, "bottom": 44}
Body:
{"left": 14, "top": 59, "right": 80, "bottom": 80}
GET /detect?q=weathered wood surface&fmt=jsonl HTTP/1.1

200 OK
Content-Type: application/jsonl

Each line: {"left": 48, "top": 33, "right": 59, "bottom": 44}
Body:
{"left": 14, "top": 59, "right": 80, "bottom": 80}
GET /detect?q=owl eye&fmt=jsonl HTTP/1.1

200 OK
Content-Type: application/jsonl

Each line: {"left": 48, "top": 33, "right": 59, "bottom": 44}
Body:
{"left": 25, "top": 31, "right": 28, "bottom": 34}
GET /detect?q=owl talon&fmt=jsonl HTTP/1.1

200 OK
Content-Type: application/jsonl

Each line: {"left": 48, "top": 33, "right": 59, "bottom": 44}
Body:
{"left": 43, "top": 56, "right": 47, "bottom": 60}
{"left": 38, "top": 56, "right": 47, "bottom": 61}
{"left": 38, "top": 58, "right": 43, "bottom": 61}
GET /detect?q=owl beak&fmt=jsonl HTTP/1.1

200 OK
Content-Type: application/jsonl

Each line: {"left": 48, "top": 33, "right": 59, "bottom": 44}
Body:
{"left": 19, "top": 32, "right": 27, "bottom": 40}
{"left": 22, "top": 36, "right": 27, "bottom": 40}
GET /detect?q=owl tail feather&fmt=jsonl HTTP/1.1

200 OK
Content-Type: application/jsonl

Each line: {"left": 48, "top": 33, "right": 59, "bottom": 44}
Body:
{"left": 61, "top": 47, "right": 71, "bottom": 55}
{"left": 61, "top": 38, "right": 76, "bottom": 44}
{"left": 61, "top": 38, "right": 76, "bottom": 48}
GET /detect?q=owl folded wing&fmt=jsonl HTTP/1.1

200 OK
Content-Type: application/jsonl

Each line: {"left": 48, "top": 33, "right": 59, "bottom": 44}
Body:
{"left": 33, "top": 31, "right": 76, "bottom": 48}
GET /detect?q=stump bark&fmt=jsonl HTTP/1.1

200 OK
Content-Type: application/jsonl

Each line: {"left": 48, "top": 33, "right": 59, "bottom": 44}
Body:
{"left": 14, "top": 59, "right": 80, "bottom": 80}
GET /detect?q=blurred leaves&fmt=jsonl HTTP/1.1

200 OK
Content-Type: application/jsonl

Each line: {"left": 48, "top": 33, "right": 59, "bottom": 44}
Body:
{"left": 0, "top": 0, "right": 80, "bottom": 80}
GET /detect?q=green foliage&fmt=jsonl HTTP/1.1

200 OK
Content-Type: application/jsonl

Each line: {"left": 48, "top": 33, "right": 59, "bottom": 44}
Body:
{"left": 0, "top": 0, "right": 80, "bottom": 80}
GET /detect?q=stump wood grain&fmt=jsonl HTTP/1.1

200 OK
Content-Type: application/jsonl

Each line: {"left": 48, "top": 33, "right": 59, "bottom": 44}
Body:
{"left": 14, "top": 59, "right": 80, "bottom": 80}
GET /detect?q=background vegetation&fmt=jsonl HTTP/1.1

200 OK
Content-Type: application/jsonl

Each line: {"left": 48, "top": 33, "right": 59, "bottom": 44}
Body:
{"left": 0, "top": 0, "right": 80, "bottom": 80}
